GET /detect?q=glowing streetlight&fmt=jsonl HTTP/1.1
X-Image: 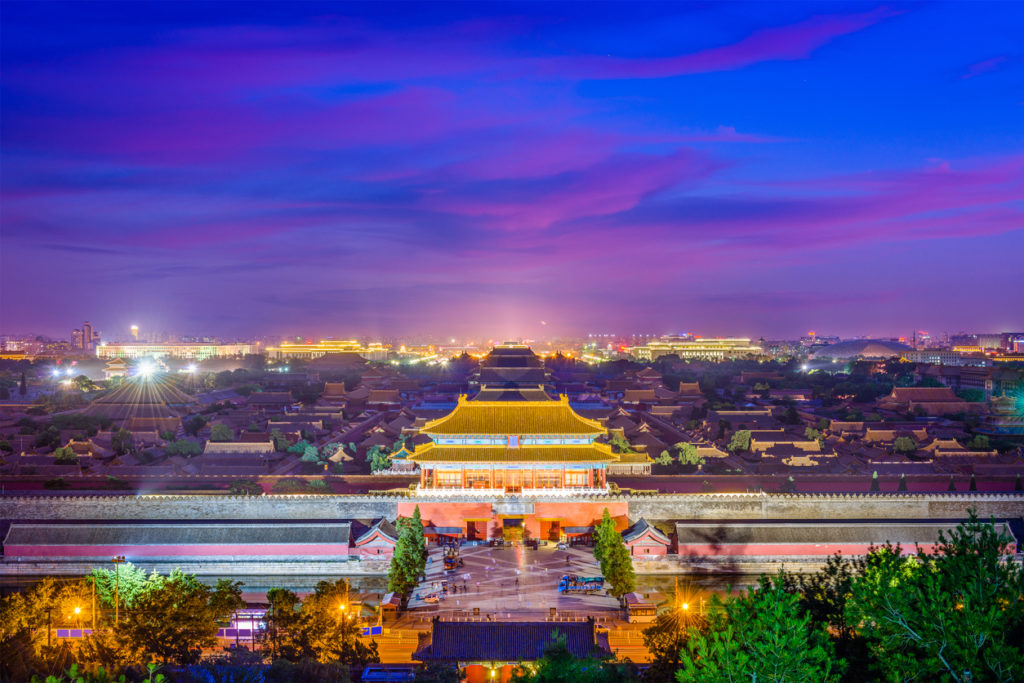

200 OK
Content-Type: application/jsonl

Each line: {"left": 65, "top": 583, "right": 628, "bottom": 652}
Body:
{"left": 138, "top": 361, "right": 155, "bottom": 378}
{"left": 186, "top": 364, "right": 198, "bottom": 374}
{"left": 681, "top": 602, "right": 690, "bottom": 611}
{"left": 73, "top": 606, "right": 81, "bottom": 615}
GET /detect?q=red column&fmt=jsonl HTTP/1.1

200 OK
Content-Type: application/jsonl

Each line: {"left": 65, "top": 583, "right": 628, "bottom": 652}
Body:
{"left": 588, "top": 469, "right": 594, "bottom": 487}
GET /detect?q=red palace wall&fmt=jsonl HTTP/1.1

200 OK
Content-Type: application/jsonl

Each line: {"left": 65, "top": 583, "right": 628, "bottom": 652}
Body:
{"left": 676, "top": 543, "right": 943, "bottom": 557}
{"left": 397, "top": 500, "right": 629, "bottom": 540}
{"left": 5, "top": 544, "right": 351, "bottom": 558}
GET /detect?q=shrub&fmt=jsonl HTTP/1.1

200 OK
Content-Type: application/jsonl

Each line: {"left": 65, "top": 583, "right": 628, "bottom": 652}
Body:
{"left": 229, "top": 479, "right": 264, "bottom": 496}
{"left": 105, "top": 476, "right": 131, "bottom": 490}
{"left": 53, "top": 446, "right": 78, "bottom": 465}
{"left": 271, "top": 478, "right": 310, "bottom": 494}
{"left": 44, "top": 477, "right": 71, "bottom": 490}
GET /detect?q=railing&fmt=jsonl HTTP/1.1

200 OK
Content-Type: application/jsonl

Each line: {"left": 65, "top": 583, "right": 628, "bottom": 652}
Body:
{"left": 416, "top": 486, "right": 609, "bottom": 497}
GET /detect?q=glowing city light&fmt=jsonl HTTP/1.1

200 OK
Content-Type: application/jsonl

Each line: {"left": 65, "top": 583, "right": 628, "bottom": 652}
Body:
{"left": 138, "top": 361, "right": 155, "bottom": 378}
{"left": 187, "top": 364, "right": 198, "bottom": 373}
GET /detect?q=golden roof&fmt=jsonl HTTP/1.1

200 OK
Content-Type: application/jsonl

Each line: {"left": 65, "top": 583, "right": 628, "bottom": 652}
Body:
{"left": 407, "top": 441, "right": 619, "bottom": 464}
{"left": 421, "top": 395, "right": 606, "bottom": 436}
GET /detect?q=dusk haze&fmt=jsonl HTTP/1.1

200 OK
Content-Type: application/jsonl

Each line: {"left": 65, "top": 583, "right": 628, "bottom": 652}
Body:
{"left": 1, "top": 3, "right": 1023, "bottom": 682}
{"left": 2, "top": 2, "right": 1022, "bottom": 340}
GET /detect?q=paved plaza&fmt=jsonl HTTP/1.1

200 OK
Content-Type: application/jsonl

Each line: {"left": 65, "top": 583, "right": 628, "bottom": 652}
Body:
{"left": 401, "top": 542, "right": 621, "bottom": 621}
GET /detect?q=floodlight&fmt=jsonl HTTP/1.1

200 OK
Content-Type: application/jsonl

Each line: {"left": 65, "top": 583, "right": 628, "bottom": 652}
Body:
{"left": 66, "top": 367, "right": 74, "bottom": 376}
{"left": 801, "top": 364, "right": 809, "bottom": 371}
{"left": 187, "top": 364, "right": 198, "bottom": 373}
{"left": 138, "top": 362, "right": 155, "bottom": 378}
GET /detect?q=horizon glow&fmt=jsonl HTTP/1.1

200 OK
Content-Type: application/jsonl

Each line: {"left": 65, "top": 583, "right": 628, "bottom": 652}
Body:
{"left": 1, "top": 2, "right": 1022, "bottom": 341}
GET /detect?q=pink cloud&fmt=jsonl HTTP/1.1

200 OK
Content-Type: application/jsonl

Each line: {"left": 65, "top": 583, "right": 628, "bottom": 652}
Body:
{"left": 961, "top": 56, "right": 1008, "bottom": 79}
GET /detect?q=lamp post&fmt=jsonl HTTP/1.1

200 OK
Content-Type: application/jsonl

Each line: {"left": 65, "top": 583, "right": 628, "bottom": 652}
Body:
{"left": 112, "top": 556, "right": 126, "bottom": 625}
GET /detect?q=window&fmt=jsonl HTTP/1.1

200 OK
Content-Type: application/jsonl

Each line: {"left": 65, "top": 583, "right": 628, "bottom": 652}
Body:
{"left": 437, "top": 471, "right": 462, "bottom": 486}
{"left": 564, "top": 471, "right": 588, "bottom": 487}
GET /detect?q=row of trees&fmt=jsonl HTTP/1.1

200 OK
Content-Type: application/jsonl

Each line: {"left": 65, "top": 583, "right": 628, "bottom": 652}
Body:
{"left": 387, "top": 507, "right": 428, "bottom": 604}
{"left": 0, "top": 564, "right": 379, "bottom": 681}
{"left": 639, "top": 512, "right": 1024, "bottom": 682}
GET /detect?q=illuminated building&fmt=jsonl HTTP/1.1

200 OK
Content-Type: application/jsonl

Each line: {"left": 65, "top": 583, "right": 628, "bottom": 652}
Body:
{"left": 96, "top": 342, "right": 255, "bottom": 360}
{"left": 130, "top": 324, "right": 139, "bottom": 341}
{"left": 266, "top": 339, "right": 388, "bottom": 361}
{"left": 628, "top": 336, "right": 763, "bottom": 361}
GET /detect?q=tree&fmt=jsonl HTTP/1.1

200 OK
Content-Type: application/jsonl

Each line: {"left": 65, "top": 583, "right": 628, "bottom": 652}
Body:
{"left": 0, "top": 577, "right": 94, "bottom": 678}
{"left": 898, "top": 473, "right": 907, "bottom": 492}
{"left": 948, "top": 475, "right": 957, "bottom": 492}
{"left": 19, "top": 372, "right": 27, "bottom": 396}
{"left": 967, "top": 434, "right": 990, "bottom": 451}
{"left": 164, "top": 440, "right": 201, "bottom": 457}
{"left": 89, "top": 563, "right": 160, "bottom": 610}
{"left": 72, "top": 375, "right": 97, "bottom": 392}
{"left": 655, "top": 450, "right": 674, "bottom": 466}
{"left": 846, "top": 513, "right": 1024, "bottom": 682}
{"left": 209, "top": 423, "right": 234, "bottom": 442}
{"left": 642, "top": 606, "right": 706, "bottom": 682}
{"left": 283, "top": 579, "right": 379, "bottom": 666}
{"left": 300, "top": 444, "right": 321, "bottom": 463}
{"left": 116, "top": 570, "right": 218, "bottom": 665}
{"left": 893, "top": 436, "right": 917, "bottom": 454}
{"left": 509, "top": 633, "right": 638, "bottom": 683}
{"left": 209, "top": 579, "right": 245, "bottom": 648}
{"left": 593, "top": 509, "right": 634, "bottom": 600}
{"left": 366, "top": 445, "right": 391, "bottom": 473}
{"left": 388, "top": 509, "right": 427, "bottom": 603}
{"left": 678, "top": 575, "right": 842, "bottom": 683}
{"left": 870, "top": 470, "right": 879, "bottom": 492}
{"left": 53, "top": 446, "right": 78, "bottom": 465}
{"left": 804, "top": 427, "right": 821, "bottom": 441}
{"left": 608, "top": 432, "right": 636, "bottom": 454}
{"left": 817, "top": 417, "right": 830, "bottom": 431}
{"left": 271, "top": 428, "right": 289, "bottom": 451}
{"left": 675, "top": 442, "right": 703, "bottom": 466}
{"left": 182, "top": 415, "right": 207, "bottom": 437}
{"left": 111, "top": 429, "right": 132, "bottom": 456}
{"left": 727, "top": 429, "right": 751, "bottom": 453}
{"left": 969, "top": 473, "right": 977, "bottom": 491}
{"left": 229, "top": 479, "right": 263, "bottom": 496}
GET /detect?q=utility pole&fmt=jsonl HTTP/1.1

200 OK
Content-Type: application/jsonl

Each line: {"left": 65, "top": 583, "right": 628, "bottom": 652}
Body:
{"left": 112, "top": 556, "right": 126, "bottom": 625}
{"left": 91, "top": 576, "right": 96, "bottom": 631}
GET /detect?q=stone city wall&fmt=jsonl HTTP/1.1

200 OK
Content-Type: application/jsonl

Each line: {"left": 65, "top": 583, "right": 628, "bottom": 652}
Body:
{"left": 1, "top": 492, "right": 1021, "bottom": 525}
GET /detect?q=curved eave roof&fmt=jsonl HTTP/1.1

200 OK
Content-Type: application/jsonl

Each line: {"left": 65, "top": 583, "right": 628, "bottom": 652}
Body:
{"left": 421, "top": 394, "right": 605, "bottom": 436}
{"left": 408, "top": 441, "right": 618, "bottom": 464}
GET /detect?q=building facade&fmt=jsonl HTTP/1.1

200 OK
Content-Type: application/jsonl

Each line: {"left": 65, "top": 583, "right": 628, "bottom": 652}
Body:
{"left": 96, "top": 342, "right": 256, "bottom": 360}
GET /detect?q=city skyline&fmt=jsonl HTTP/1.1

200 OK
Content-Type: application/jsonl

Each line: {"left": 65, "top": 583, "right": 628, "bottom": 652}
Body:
{"left": 2, "top": 2, "right": 1023, "bottom": 339}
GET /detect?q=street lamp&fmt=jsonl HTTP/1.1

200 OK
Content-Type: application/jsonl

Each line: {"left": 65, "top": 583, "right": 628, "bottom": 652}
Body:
{"left": 112, "top": 556, "right": 126, "bottom": 624}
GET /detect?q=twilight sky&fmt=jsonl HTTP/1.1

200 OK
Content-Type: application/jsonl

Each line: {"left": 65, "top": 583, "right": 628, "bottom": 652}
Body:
{"left": 1, "top": 1, "right": 1022, "bottom": 342}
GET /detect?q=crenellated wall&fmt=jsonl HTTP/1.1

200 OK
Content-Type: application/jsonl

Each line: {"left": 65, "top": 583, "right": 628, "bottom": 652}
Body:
{"left": 1, "top": 492, "right": 1021, "bottom": 525}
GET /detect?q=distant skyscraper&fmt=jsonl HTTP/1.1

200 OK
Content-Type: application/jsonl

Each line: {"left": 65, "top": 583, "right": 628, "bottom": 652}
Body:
{"left": 72, "top": 328, "right": 83, "bottom": 350}
{"left": 130, "top": 324, "right": 139, "bottom": 341}
{"left": 81, "top": 321, "right": 100, "bottom": 351}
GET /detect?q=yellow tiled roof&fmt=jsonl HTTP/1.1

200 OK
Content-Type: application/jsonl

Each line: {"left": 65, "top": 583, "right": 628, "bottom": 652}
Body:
{"left": 421, "top": 395, "right": 606, "bottom": 436}
{"left": 408, "top": 441, "right": 619, "bottom": 464}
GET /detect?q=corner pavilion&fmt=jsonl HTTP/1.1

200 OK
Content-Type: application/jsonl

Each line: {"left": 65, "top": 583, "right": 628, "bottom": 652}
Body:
{"left": 408, "top": 394, "right": 620, "bottom": 496}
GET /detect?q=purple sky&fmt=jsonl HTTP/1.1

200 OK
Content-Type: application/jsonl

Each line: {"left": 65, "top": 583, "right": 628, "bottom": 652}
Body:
{"left": 1, "top": 2, "right": 1022, "bottom": 342}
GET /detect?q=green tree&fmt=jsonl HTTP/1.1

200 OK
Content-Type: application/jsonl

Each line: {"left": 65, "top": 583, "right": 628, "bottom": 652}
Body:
{"left": 73, "top": 375, "right": 97, "bottom": 392}
{"left": 53, "top": 446, "right": 78, "bottom": 465}
{"left": 209, "top": 579, "right": 245, "bottom": 648}
{"left": 89, "top": 563, "right": 160, "bottom": 610}
{"left": 817, "top": 417, "right": 830, "bottom": 431}
{"left": 388, "top": 510, "right": 427, "bottom": 603}
{"left": 182, "top": 415, "right": 207, "bottom": 437}
{"left": 270, "top": 428, "right": 289, "bottom": 451}
{"left": 300, "top": 444, "right": 321, "bottom": 463}
{"left": 366, "top": 445, "right": 392, "bottom": 473}
{"left": 209, "top": 423, "right": 234, "bottom": 442}
{"left": 870, "top": 470, "right": 879, "bottom": 492}
{"left": 678, "top": 575, "right": 842, "bottom": 683}
{"left": 593, "top": 509, "right": 634, "bottom": 600}
{"left": 893, "top": 436, "right": 917, "bottom": 453}
{"left": 115, "top": 570, "right": 218, "bottom": 665}
{"left": 675, "top": 442, "right": 704, "bottom": 466}
{"left": 898, "top": 473, "right": 908, "bottom": 492}
{"left": 111, "top": 429, "right": 132, "bottom": 456}
{"left": 642, "top": 606, "right": 706, "bottom": 682}
{"left": 229, "top": 479, "right": 263, "bottom": 495}
{"left": 509, "top": 633, "right": 638, "bottom": 682}
{"left": 284, "top": 579, "right": 379, "bottom": 666}
{"left": 804, "top": 427, "right": 821, "bottom": 441}
{"left": 727, "top": 429, "right": 751, "bottom": 453}
{"left": 164, "top": 440, "right": 201, "bottom": 457}
{"left": 967, "top": 434, "right": 990, "bottom": 451}
{"left": 656, "top": 450, "right": 674, "bottom": 466}
{"left": 608, "top": 432, "right": 636, "bottom": 454}
{"left": 846, "top": 513, "right": 1024, "bottom": 682}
